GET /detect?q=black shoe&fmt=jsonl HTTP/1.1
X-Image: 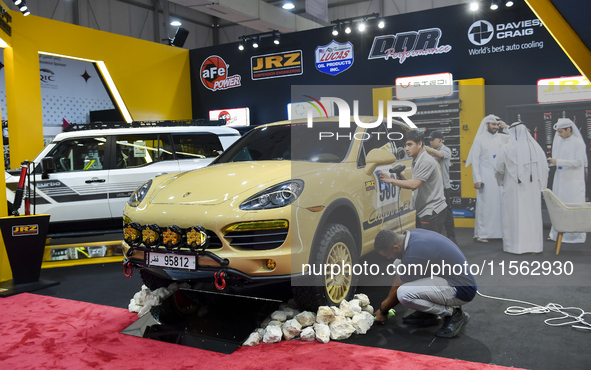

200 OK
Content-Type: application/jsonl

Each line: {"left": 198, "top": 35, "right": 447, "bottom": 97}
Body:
{"left": 436, "top": 307, "right": 470, "bottom": 338}
{"left": 402, "top": 311, "right": 440, "bottom": 326}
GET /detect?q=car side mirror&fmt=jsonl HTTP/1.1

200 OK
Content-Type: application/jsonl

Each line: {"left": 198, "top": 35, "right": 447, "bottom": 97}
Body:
{"left": 397, "top": 147, "right": 406, "bottom": 160}
{"left": 41, "top": 157, "right": 55, "bottom": 179}
{"left": 364, "top": 149, "right": 396, "bottom": 175}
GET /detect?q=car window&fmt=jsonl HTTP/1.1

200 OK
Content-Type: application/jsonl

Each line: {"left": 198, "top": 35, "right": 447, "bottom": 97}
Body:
{"left": 173, "top": 133, "right": 224, "bottom": 159}
{"left": 357, "top": 123, "right": 397, "bottom": 167}
{"left": 214, "top": 122, "right": 356, "bottom": 164}
{"left": 48, "top": 137, "right": 107, "bottom": 172}
{"left": 115, "top": 134, "right": 173, "bottom": 169}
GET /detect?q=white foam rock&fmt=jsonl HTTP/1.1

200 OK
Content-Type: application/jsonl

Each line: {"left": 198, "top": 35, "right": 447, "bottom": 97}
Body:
{"left": 354, "top": 293, "right": 370, "bottom": 307}
{"left": 316, "top": 306, "right": 336, "bottom": 325}
{"left": 263, "top": 325, "right": 282, "bottom": 343}
{"left": 329, "top": 316, "right": 356, "bottom": 340}
{"left": 351, "top": 313, "right": 373, "bottom": 335}
{"left": 243, "top": 332, "right": 260, "bottom": 346}
{"left": 271, "top": 310, "right": 288, "bottom": 322}
{"left": 362, "top": 304, "right": 374, "bottom": 315}
{"left": 313, "top": 323, "right": 331, "bottom": 344}
{"left": 295, "top": 311, "right": 316, "bottom": 327}
{"left": 282, "top": 319, "right": 302, "bottom": 340}
{"left": 339, "top": 300, "right": 356, "bottom": 318}
{"left": 300, "top": 327, "right": 316, "bottom": 341}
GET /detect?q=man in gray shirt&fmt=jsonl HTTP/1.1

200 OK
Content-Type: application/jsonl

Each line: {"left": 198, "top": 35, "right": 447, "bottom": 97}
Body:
{"left": 425, "top": 130, "right": 458, "bottom": 244}
{"left": 379, "top": 130, "right": 448, "bottom": 234}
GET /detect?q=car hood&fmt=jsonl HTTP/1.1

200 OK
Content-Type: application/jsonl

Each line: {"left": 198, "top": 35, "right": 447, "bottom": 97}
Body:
{"left": 149, "top": 161, "right": 294, "bottom": 205}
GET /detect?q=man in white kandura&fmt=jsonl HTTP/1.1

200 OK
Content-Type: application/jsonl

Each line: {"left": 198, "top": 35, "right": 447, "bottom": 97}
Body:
{"left": 494, "top": 122, "right": 549, "bottom": 254}
{"left": 465, "top": 115, "right": 509, "bottom": 243}
{"left": 547, "top": 118, "right": 588, "bottom": 244}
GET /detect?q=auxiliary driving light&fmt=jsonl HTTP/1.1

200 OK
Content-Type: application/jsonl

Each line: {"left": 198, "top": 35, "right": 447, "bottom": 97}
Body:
{"left": 123, "top": 222, "right": 142, "bottom": 246}
{"left": 162, "top": 225, "right": 183, "bottom": 250}
{"left": 266, "top": 259, "right": 276, "bottom": 270}
{"left": 142, "top": 224, "right": 161, "bottom": 248}
{"left": 186, "top": 226, "right": 208, "bottom": 251}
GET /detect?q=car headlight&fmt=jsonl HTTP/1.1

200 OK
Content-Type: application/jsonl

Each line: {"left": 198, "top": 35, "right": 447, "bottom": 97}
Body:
{"left": 240, "top": 180, "right": 304, "bottom": 210}
{"left": 127, "top": 180, "right": 152, "bottom": 207}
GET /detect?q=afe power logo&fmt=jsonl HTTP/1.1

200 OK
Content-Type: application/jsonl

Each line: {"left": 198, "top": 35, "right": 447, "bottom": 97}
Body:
{"left": 315, "top": 40, "right": 354, "bottom": 76}
{"left": 12, "top": 224, "right": 39, "bottom": 237}
{"left": 200, "top": 55, "right": 241, "bottom": 91}
{"left": 251, "top": 50, "right": 303, "bottom": 80}
{"left": 368, "top": 28, "right": 452, "bottom": 64}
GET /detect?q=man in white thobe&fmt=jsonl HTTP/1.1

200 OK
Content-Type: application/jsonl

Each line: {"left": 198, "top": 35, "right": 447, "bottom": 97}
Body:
{"left": 494, "top": 122, "right": 549, "bottom": 254}
{"left": 547, "top": 118, "right": 587, "bottom": 243}
{"left": 465, "top": 115, "right": 509, "bottom": 242}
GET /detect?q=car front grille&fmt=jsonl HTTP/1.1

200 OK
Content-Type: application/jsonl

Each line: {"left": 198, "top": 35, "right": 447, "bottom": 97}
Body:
{"left": 206, "top": 230, "right": 223, "bottom": 249}
{"left": 224, "top": 228, "right": 288, "bottom": 250}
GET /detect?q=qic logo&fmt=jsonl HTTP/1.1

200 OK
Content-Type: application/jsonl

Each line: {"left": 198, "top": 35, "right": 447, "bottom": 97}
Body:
{"left": 468, "top": 20, "right": 494, "bottom": 46}
{"left": 200, "top": 55, "right": 241, "bottom": 92}
{"left": 40, "top": 68, "right": 55, "bottom": 83}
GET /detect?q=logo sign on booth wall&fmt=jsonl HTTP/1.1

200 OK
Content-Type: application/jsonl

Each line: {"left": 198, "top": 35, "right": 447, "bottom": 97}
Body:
{"left": 537, "top": 76, "right": 591, "bottom": 104}
{"left": 251, "top": 50, "right": 303, "bottom": 80}
{"left": 200, "top": 55, "right": 241, "bottom": 91}
{"left": 467, "top": 20, "right": 495, "bottom": 46}
{"left": 209, "top": 107, "right": 250, "bottom": 126}
{"left": 395, "top": 72, "right": 453, "bottom": 100}
{"left": 368, "top": 28, "right": 452, "bottom": 64}
{"left": 467, "top": 18, "right": 544, "bottom": 55}
{"left": 12, "top": 224, "right": 39, "bottom": 237}
{"left": 315, "top": 41, "right": 354, "bottom": 76}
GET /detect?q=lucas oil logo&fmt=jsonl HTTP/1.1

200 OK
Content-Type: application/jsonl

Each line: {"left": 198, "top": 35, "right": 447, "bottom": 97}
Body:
{"left": 315, "top": 41, "right": 354, "bottom": 76}
{"left": 200, "top": 55, "right": 241, "bottom": 91}
{"left": 12, "top": 224, "right": 39, "bottom": 236}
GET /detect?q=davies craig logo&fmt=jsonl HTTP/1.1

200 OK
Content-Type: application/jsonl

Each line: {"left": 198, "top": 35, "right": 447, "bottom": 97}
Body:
{"left": 200, "top": 55, "right": 241, "bottom": 92}
{"left": 468, "top": 20, "right": 494, "bottom": 46}
{"left": 368, "top": 28, "right": 452, "bottom": 64}
{"left": 251, "top": 50, "right": 303, "bottom": 80}
{"left": 315, "top": 40, "right": 354, "bottom": 76}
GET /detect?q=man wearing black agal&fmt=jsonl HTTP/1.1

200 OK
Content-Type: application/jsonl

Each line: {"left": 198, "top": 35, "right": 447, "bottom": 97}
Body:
{"left": 374, "top": 228, "right": 476, "bottom": 338}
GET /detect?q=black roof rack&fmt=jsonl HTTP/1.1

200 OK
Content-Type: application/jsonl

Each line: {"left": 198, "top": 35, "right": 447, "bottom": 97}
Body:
{"left": 63, "top": 119, "right": 226, "bottom": 132}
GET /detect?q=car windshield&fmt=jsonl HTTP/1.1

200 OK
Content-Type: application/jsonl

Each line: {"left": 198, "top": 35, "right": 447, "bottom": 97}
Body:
{"left": 213, "top": 122, "right": 357, "bottom": 164}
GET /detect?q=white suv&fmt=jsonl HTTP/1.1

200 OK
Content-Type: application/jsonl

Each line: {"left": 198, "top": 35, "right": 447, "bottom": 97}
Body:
{"left": 5, "top": 124, "right": 241, "bottom": 237}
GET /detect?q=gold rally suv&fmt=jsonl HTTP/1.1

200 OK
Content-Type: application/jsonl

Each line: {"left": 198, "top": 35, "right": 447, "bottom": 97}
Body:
{"left": 122, "top": 117, "right": 415, "bottom": 310}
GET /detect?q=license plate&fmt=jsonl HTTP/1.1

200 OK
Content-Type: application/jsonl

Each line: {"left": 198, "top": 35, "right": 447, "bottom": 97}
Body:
{"left": 146, "top": 252, "right": 196, "bottom": 270}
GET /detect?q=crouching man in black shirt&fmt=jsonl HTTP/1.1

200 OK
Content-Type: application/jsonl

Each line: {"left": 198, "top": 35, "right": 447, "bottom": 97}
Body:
{"left": 374, "top": 228, "right": 477, "bottom": 338}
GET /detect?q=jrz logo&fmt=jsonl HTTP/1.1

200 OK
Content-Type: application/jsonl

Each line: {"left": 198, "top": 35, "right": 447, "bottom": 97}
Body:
{"left": 200, "top": 55, "right": 241, "bottom": 91}
{"left": 12, "top": 224, "right": 39, "bottom": 236}
{"left": 368, "top": 28, "right": 452, "bottom": 64}
{"left": 251, "top": 50, "right": 302, "bottom": 80}
{"left": 468, "top": 20, "right": 494, "bottom": 46}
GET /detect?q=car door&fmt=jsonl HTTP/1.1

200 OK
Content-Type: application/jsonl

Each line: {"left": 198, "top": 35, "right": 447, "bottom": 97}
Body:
{"left": 107, "top": 133, "right": 179, "bottom": 218}
{"left": 357, "top": 124, "right": 404, "bottom": 254}
{"left": 33, "top": 136, "right": 111, "bottom": 223}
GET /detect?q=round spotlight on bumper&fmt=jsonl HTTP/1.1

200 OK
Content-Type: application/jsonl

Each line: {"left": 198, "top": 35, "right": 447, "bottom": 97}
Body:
{"left": 142, "top": 224, "right": 161, "bottom": 248}
{"left": 163, "top": 225, "right": 183, "bottom": 250}
{"left": 123, "top": 222, "right": 142, "bottom": 246}
{"left": 266, "top": 259, "right": 276, "bottom": 270}
{"left": 186, "top": 226, "right": 208, "bottom": 251}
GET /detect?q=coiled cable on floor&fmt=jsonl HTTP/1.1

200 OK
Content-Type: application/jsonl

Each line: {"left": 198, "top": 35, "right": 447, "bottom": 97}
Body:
{"left": 476, "top": 290, "right": 591, "bottom": 331}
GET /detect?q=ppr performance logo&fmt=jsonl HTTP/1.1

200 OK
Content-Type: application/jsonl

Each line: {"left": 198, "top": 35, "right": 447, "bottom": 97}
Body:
{"left": 303, "top": 96, "right": 418, "bottom": 130}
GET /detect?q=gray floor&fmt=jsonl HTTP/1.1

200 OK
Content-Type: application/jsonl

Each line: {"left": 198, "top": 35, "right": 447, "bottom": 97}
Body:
{"left": 33, "top": 227, "right": 591, "bottom": 370}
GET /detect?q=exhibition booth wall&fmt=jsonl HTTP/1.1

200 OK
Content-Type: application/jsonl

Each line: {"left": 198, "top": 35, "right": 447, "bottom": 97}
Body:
{"left": 0, "top": 1, "right": 192, "bottom": 282}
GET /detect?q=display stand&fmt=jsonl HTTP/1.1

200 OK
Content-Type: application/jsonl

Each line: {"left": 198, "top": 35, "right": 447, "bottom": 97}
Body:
{"left": 0, "top": 215, "right": 59, "bottom": 297}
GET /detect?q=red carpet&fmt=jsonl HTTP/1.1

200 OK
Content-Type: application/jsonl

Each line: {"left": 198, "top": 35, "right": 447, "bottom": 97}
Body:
{"left": 0, "top": 293, "right": 522, "bottom": 370}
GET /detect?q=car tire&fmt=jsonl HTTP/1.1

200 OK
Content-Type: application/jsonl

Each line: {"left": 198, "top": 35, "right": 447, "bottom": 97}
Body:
{"left": 139, "top": 269, "right": 173, "bottom": 291}
{"left": 292, "top": 223, "right": 358, "bottom": 311}
{"left": 149, "top": 291, "right": 200, "bottom": 325}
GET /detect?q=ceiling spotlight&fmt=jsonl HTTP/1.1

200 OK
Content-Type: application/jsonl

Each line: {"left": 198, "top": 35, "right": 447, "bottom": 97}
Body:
{"left": 490, "top": 0, "right": 499, "bottom": 10}
{"left": 470, "top": 1, "right": 479, "bottom": 11}
{"left": 252, "top": 37, "right": 259, "bottom": 48}
{"left": 170, "top": 20, "right": 182, "bottom": 27}
{"left": 378, "top": 18, "right": 385, "bottom": 28}
{"left": 14, "top": 0, "right": 22, "bottom": 5}
{"left": 238, "top": 40, "right": 245, "bottom": 51}
{"left": 273, "top": 33, "right": 280, "bottom": 45}
{"left": 344, "top": 24, "right": 351, "bottom": 34}
{"left": 358, "top": 21, "right": 366, "bottom": 32}
{"left": 23, "top": 10, "right": 30, "bottom": 16}
{"left": 505, "top": 0, "right": 514, "bottom": 6}
{"left": 20, "top": 5, "right": 27, "bottom": 11}
{"left": 282, "top": 2, "right": 295, "bottom": 10}
{"left": 332, "top": 25, "right": 339, "bottom": 36}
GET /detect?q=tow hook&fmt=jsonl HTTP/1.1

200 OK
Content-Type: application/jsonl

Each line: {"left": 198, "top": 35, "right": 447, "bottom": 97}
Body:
{"left": 214, "top": 270, "right": 227, "bottom": 290}
{"left": 124, "top": 261, "right": 133, "bottom": 278}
